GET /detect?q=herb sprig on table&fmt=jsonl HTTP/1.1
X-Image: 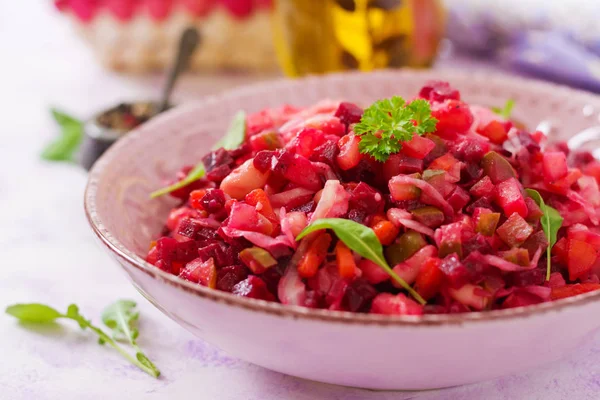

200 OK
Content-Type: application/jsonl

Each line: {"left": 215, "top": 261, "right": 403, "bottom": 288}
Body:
{"left": 41, "top": 109, "right": 84, "bottom": 162}
{"left": 6, "top": 300, "right": 160, "bottom": 378}
{"left": 353, "top": 97, "right": 438, "bottom": 162}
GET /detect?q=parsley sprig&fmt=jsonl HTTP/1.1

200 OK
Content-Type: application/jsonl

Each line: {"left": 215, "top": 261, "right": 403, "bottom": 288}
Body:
{"left": 353, "top": 97, "right": 437, "bottom": 162}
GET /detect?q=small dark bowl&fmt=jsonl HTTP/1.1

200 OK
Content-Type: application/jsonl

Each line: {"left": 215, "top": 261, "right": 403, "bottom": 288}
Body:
{"left": 79, "top": 101, "right": 169, "bottom": 170}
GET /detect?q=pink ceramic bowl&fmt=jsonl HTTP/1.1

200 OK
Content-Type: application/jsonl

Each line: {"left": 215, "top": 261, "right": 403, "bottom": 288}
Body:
{"left": 85, "top": 70, "right": 600, "bottom": 390}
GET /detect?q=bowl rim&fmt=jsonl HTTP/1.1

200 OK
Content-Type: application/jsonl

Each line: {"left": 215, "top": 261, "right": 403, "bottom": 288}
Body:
{"left": 85, "top": 68, "right": 600, "bottom": 326}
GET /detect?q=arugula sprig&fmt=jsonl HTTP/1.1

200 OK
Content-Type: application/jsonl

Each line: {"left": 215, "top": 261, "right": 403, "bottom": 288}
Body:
{"left": 525, "top": 189, "right": 564, "bottom": 281}
{"left": 150, "top": 111, "right": 246, "bottom": 199}
{"left": 354, "top": 97, "right": 437, "bottom": 162}
{"left": 492, "top": 99, "right": 515, "bottom": 119}
{"left": 41, "top": 109, "right": 84, "bottom": 162}
{"left": 297, "top": 218, "right": 426, "bottom": 305}
{"left": 6, "top": 301, "right": 160, "bottom": 378}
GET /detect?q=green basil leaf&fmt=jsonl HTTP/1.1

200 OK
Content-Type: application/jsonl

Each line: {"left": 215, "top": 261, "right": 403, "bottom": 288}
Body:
{"left": 5, "top": 303, "right": 63, "bottom": 323}
{"left": 492, "top": 99, "right": 515, "bottom": 119}
{"left": 526, "top": 189, "right": 564, "bottom": 280}
{"left": 41, "top": 108, "right": 84, "bottom": 162}
{"left": 296, "top": 218, "right": 426, "bottom": 305}
{"left": 101, "top": 300, "right": 139, "bottom": 343}
{"left": 213, "top": 110, "right": 247, "bottom": 150}
{"left": 150, "top": 161, "right": 205, "bottom": 199}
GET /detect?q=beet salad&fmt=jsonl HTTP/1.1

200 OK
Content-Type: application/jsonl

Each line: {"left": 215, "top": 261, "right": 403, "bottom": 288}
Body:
{"left": 146, "top": 81, "right": 600, "bottom": 315}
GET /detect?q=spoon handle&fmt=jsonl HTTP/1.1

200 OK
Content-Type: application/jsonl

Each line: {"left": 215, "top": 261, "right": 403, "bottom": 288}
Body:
{"left": 158, "top": 27, "right": 201, "bottom": 112}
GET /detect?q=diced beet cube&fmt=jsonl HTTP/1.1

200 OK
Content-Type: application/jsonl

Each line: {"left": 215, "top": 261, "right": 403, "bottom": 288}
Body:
{"left": 202, "top": 148, "right": 233, "bottom": 173}
{"left": 309, "top": 140, "right": 340, "bottom": 168}
{"left": 216, "top": 265, "right": 249, "bottom": 292}
{"left": 521, "top": 230, "right": 549, "bottom": 259}
{"left": 176, "top": 218, "right": 218, "bottom": 241}
{"left": 470, "top": 176, "right": 494, "bottom": 198}
{"left": 370, "top": 293, "right": 424, "bottom": 315}
{"left": 334, "top": 102, "right": 363, "bottom": 127}
{"left": 199, "top": 189, "right": 226, "bottom": 214}
{"left": 383, "top": 153, "right": 424, "bottom": 181}
{"left": 155, "top": 237, "right": 199, "bottom": 273}
{"left": 525, "top": 196, "right": 544, "bottom": 222}
{"left": 418, "top": 80, "right": 460, "bottom": 102}
{"left": 304, "top": 290, "right": 325, "bottom": 308}
{"left": 496, "top": 212, "right": 534, "bottom": 247}
{"left": 253, "top": 150, "right": 277, "bottom": 173}
{"left": 198, "top": 242, "right": 236, "bottom": 268}
{"left": 286, "top": 127, "right": 325, "bottom": 158}
{"left": 179, "top": 258, "right": 217, "bottom": 288}
{"left": 273, "top": 150, "right": 322, "bottom": 191}
{"left": 232, "top": 276, "right": 275, "bottom": 301}
{"left": 349, "top": 182, "right": 384, "bottom": 213}
{"left": 447, "top": 186, "right": 471, "bottom": 211}
{"left": 481, "top": 151, "right": 517, "bottom": 184}
{"left": 543, "top": 151, "right": 568, "bottom": 182}
{"left": 495, "top": 178, "right": 528, "bottom": 218}
{"left": 461, "top": 163, "right": 484, "bottom": 185}
{"left": 342, "top": 278, "right": 378, "bottom": 313}
{"left": 205, "top": 164, "right": 232, "bottom": 182}
{"left": 454, "top": 133, "right": 488, "bottom": 163}
{"left": 439, "top": 254, "right": 471, "bottom": 289}
{"left": 506, "top": 268, "right": 545, "bottom": 287}
{"left": 502, "top": 289, "right": 546, "bottom": 309}
{"left": 431, "top": 100, "right": 474, "bottom": 139}
{"left": 401, "top": 135, "right": 436, "bottom": 159}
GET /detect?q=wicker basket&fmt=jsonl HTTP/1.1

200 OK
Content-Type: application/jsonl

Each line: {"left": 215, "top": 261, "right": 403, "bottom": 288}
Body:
{"left": 54, "top": 0, "right": 278, "bottom": 72}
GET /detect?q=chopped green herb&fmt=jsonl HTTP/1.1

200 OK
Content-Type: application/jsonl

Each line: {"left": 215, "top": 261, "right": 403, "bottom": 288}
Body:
{"left": 41, "top": 109, "right": 83, "bottom": 162}
{"left": 6, "top": 301, "right": 160, "bottom": 378}
{"left": 526, "top": 189, "right": 564, "bottom": 281}
{"left": 492, "top": 99, "right": 515, "bottom": 119}
{"left": 353, "top": 97, "right": 437, "bottom": 162}
{"left": 297, "top": 218, "right": 426, "bottom": 305}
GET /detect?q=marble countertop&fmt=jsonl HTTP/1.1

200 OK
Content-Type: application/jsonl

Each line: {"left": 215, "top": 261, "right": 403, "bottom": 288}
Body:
{"left": 2, "top": 2, "right": 599, "bottom": 399}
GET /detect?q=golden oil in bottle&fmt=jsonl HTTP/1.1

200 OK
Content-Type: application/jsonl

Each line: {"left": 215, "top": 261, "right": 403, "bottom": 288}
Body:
{"left": 272, "top": 0, "right": 445, "bottom": 77}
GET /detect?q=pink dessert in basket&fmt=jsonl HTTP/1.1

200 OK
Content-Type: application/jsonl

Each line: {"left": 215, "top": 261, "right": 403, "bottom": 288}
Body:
{"left": 146, "top": 81, "right": 600, "bottom": 315}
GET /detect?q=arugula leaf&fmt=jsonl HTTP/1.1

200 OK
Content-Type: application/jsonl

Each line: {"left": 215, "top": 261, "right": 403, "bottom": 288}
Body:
{"left": 101, "top": 300, "right": 159, "bottom": 376}
{"left": 492, "top": 99, "right": 515, "bottom": 119}
{"left": 41, "top": 108, "right": 84, "bottom": 162}
{"left": 213, "top": 110, "right": 247, "bottom": 150}
{"left": 296, "top": 218, "right": 426, "bottom": 305}
{"left": 526, "top": 189, "right": 564, "bottom": 281}
{"left": 6, "top": 302, "right": 160, "bottom": 378}
{"left": 102, "top": 300, "right": 139, "bottom": 342}
{"left": 150, "top": 111, "right": 245, "bottom": 199}
{"left": 150, "top": 162, "right": 205, "bottom": 199}
{"left": 353, "top": 97, "right": 437, "bottom": 162}
{"left": 6, "top": 303, "right": 62, "bottom": 323}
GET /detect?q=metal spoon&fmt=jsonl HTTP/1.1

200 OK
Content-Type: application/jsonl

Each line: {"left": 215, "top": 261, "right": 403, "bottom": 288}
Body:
{"left": 158, "top": 27, "right": 201, "bottom": 112}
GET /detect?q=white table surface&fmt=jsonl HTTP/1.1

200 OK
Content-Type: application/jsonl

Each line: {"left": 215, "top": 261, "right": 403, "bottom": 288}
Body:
{"left": 1, "top": 2, "right": 599, "bottom": 399}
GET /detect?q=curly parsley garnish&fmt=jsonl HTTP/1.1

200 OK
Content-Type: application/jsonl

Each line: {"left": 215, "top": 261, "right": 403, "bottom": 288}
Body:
{"left": 353, "top": 97, "right": 437, "bottom": 162}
